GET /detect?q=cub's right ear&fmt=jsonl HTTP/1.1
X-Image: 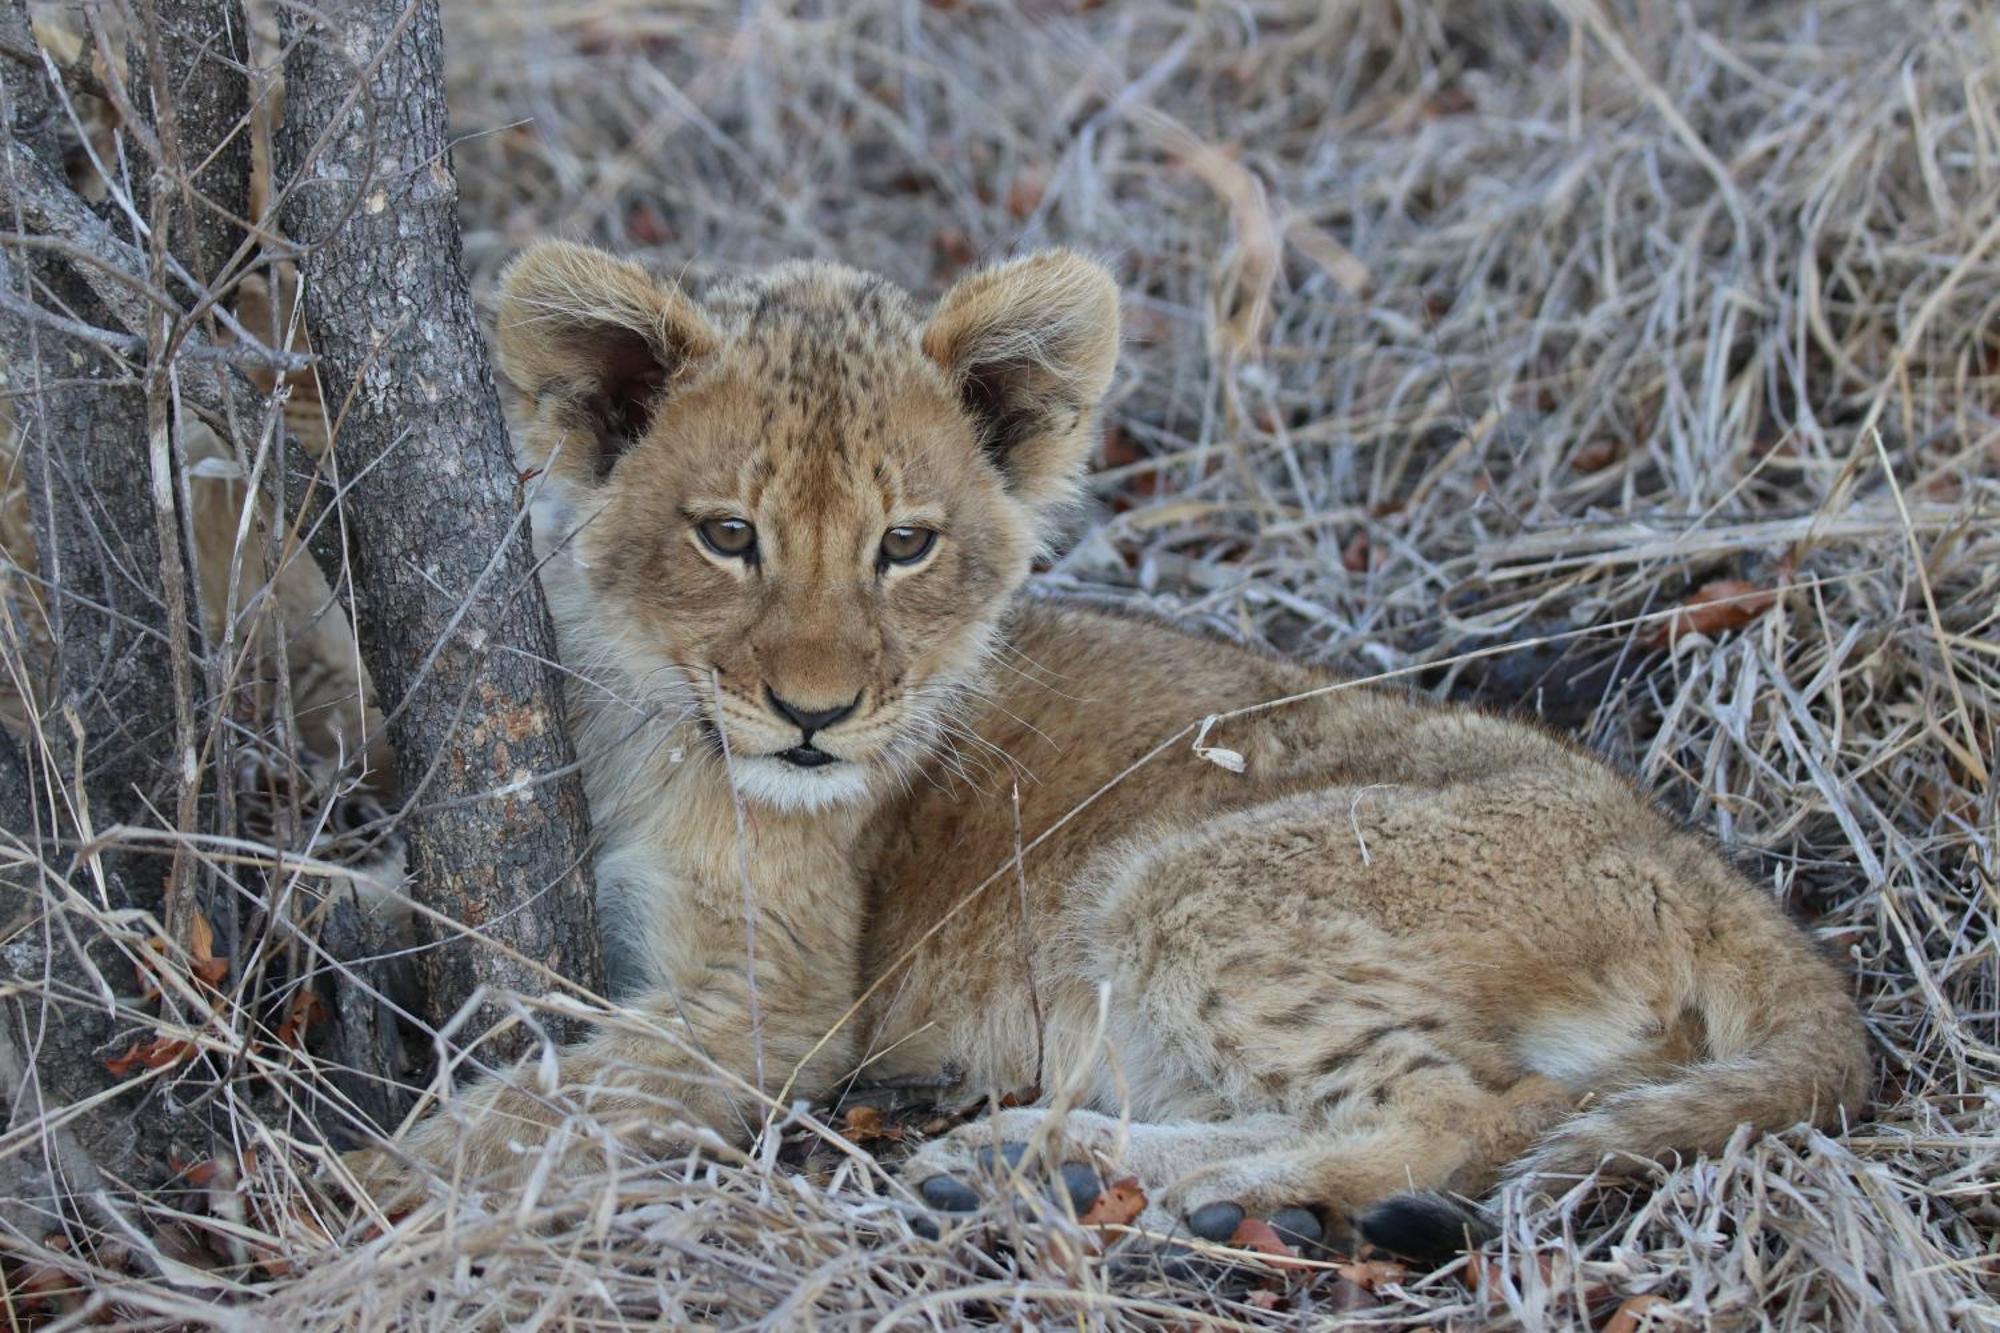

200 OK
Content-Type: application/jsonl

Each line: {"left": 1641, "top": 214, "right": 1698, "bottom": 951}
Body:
{"left": 495, "top": 240, "right": 716, "bottom": 484}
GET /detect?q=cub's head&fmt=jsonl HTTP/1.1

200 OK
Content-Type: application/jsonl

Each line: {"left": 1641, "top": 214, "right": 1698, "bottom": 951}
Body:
{"left": 496, "top": 240, "right": 1119, "bottom": 812}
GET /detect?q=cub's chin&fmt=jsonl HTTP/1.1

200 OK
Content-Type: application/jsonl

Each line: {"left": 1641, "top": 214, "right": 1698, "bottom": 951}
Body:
{"left": 726, "top": 753, "right": 878, "bottom": 814}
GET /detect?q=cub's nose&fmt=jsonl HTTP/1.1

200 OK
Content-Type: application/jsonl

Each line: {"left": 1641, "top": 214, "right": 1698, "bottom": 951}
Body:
{"left": 765, "top": 687, "right": 859, "bottom": 738}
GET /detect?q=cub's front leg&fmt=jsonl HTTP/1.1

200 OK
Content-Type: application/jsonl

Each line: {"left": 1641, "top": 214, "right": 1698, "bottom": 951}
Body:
{"left": 344, "top": 909, "right": 861, "bottom": 1206}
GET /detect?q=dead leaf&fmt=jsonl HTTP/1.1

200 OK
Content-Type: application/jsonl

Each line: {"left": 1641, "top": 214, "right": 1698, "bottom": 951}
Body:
{"left": 1604, "top": 1294, "right": 1672, "bottom": 1332}
{"left": 171, "top": 1152, "right": 225, "bottom": 1188}
{"left": 1222, "top": 1216, "right": 1323, "bottom": 1272}
{"left": 933, "top": 227, "right": 976, "bottom": 273}
{"left": 1650, "top": 579, "right": 1777, "bottom": 647}
{"left": 1342, "top": 530, "right": 1372, "bottom": 573}
{"left": 1004, "top": 166, "right": 1048, "bottom": 219}
{"left": 189, "top": 909, "right": 228, "bottom": 988}
{"left": 840, "top": 1104, "right": 901, "bottom": 1144}
{"left": 1571, "top": 440, "right": 1621, "bottom": 473}
{"left": 16, "top": 1249, "right": 76, "bottom": 1309}
{"left": 104, "top": 1035, "right": 195, "bottom": 1077}
{"left": 626, "top": 201, "right": 671, "bottom": 245}
{"left": 1078, "top": 1175, "right": 1146, "bottom": 1228}
{"left": 135, "top": 914, "right": 225, "bottom": 999}
{"left": 1229, "top": 1216, "right": 1292, "bottom": 1257}
{"left": 1336, "top": 1258, "right": 1409, "bottom": 1291}
{"left": 276, "top": 991, "right": 328, "bottom": 1049}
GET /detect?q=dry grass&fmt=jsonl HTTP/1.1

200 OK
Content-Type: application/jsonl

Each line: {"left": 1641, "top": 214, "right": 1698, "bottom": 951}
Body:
{"left": 5, "top": 0, "right": 1998, "bottom": 1327}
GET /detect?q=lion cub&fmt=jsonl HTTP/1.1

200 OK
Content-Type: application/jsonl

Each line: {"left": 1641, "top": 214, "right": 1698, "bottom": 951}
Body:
{"left": 352, "top": 240, "right": 1867, "bottom": 1254}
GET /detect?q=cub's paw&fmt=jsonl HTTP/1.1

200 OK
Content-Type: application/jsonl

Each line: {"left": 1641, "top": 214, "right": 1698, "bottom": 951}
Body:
{"left": 908, "top": 1137, "right": 1108, "bottom": 1218}
{"left": 1180, "top": 1200, "right": 1326, "bottom": 1251}
{"left": 902, "top": 1108, "right": 1127, "bottom": 1224}
{"left": 1354, "top": 1192, "right": 1492, "bottom": 1266}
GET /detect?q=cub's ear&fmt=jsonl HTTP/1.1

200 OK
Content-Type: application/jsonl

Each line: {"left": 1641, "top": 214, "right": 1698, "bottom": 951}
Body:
{"left": 922, "top": 249, "right": 1120, "bottom": 514}
{"left": 495, "top": 240, "right": 716, "bottom": 483}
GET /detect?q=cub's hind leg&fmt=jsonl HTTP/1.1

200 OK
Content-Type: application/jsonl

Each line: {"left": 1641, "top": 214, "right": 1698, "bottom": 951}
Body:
{"left": 910, "top": 797, "right": 1580, "bottom": 1246}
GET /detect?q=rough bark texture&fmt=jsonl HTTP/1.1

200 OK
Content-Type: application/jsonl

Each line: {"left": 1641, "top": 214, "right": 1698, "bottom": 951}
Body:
{"left": 137, "top": 0, "right": 253, "bottom": 289}
{"left": 129, "top": 0, "right": 254, "bottom": 949}
{"left": 0, "top": 734, "right": 178, "bottom": 1245}
{"left": 318, "top": 897, "right": 419, "bottom": 1137}
{"left": 276, "top": 0, "right": 602, "bottom": 1048}
{"left": 1, "top": 0, "right": 176, "bottom": 838}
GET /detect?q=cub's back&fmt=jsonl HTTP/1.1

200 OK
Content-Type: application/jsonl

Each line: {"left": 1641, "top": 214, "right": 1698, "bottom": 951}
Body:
{"left": 859, "top": 598, "right": 1670, "bottom": 985}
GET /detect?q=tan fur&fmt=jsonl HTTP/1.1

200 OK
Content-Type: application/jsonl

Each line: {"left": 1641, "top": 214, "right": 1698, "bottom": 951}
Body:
{"left": 350, "top": 242, "right": 1869, "bottom": 1239}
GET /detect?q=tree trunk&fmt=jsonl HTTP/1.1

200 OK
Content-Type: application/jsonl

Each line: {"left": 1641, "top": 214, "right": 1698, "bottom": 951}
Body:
{"left": 1, "top": 0, "right": 182, "bottom": 876}
{"left": 275, "top": 0, "right": 602, "bottom": 1051}
{"left": 135, "top": 0, "right": 253, "bottom": 290}
{"left": 0, "top": 734, "right": 178, "bottom": 1252}
{"left": 0, "top": 0, "right": 232, "bottom": 1215}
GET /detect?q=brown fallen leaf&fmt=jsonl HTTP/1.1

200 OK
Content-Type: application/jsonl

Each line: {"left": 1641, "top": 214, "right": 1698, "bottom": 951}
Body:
{"left": 1342, "top": 529, "right": 1372, "bottom": 573}
{"left": 1078, "top": 1175, "right": 1146, "bottom": 1228}
{"left": 1225, "top": 1216, "right": 1323, "bottom": 1272}
{"left": 104, "top": 1035, "right": 196, "bottom": 1077}
{"left": 275, "top": 991, "right": 328, "bottom": 1049}
{"left": 15, "top": 1247, "right": 78, "bottom": 1311}
{"left": 171, "top": 1152, "right": 225, "bottom": 1188}
{"left": 1650, "top": 579, "right": 1777, "bottom": 647}
{"left": 1604, "top": 1293, "right": 1672, "bottom": 1332}
{"left": 1228, "top": 1216, "right": 1293, "bottom": 1258}
{"left": 1336, "top": 1258, "right": 1409, "bottom": 1291}
{"left": 626, "top": 200, "right": 671, "bottom": 246}
{"left": 189, "top": 909, "right": 228, "bottom": 988}
{"left": 1005, "top": 166, "right": 1048, "bottom": 219}
{"left": 1571, "top": 439, "right": 1621, "bottom": 473}
{"left": 841, "top": 1104, "right": 901, "bottom": 1144}
{"left": 933, "top": 227, "right": 976, "bottom": 273}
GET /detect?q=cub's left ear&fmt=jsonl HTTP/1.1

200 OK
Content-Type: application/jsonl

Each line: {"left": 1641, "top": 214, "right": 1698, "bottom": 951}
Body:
{"left": 922, "top": 250, "right": 1120, "bottom": 513}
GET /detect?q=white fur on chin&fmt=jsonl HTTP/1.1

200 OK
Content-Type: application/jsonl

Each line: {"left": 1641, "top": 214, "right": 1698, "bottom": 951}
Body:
{"left": 726, "top": 755, "right": 877, "bottom": 813}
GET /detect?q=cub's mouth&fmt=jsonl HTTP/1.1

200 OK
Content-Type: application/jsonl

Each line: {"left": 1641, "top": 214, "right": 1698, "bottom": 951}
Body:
{"left": 776, "top": 744, "right": 840, "bottom": 769}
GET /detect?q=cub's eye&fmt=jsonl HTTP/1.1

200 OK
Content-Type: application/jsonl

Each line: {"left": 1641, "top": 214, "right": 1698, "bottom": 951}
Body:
{"left": 880, "top": 526, "right": 937, "bottom": 567}
{"left": 698, "top": 517, "right": 757, "bottom": 559}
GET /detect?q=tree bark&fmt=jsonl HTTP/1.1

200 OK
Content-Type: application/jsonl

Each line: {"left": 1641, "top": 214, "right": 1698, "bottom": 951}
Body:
{"left": 135, "top": 0, "right": 253, "bottom": 290}
{"left": 0, "top": 734, "right": 176, "bottom": 1251}
{"left": 1, "top": 0, "right": 176, "bottom": 844}
{"left": 130, "top": 0, "right": 254, "bottom": 948}
{"left": 275, "top": 0, "right": 602, "bottom": 1050}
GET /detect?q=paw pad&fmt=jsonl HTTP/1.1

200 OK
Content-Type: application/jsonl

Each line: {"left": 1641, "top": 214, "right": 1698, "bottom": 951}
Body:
{"left": 919, "top": 1174, "right": 981, "bottom": 1212}
{"left": 1186, "top": 1200, "right": 1246, "bottom": 1242}
{"left": 914, "top": 1139, "right": 1104, "bottom": 1218}
{"left": 1185, "top": 1201, "right": 1325, "bottom": 1253}
{"left": 1267, "top": 1206, "right": 1324, "bottom": 1249}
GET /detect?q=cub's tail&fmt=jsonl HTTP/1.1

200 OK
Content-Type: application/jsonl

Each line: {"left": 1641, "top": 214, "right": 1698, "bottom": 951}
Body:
{"left": 1361, "top": 891, "right": 1868, "bottom": 1265}
{"left": 1515, "top": 888, "right": 1870, "bottom": 1180}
